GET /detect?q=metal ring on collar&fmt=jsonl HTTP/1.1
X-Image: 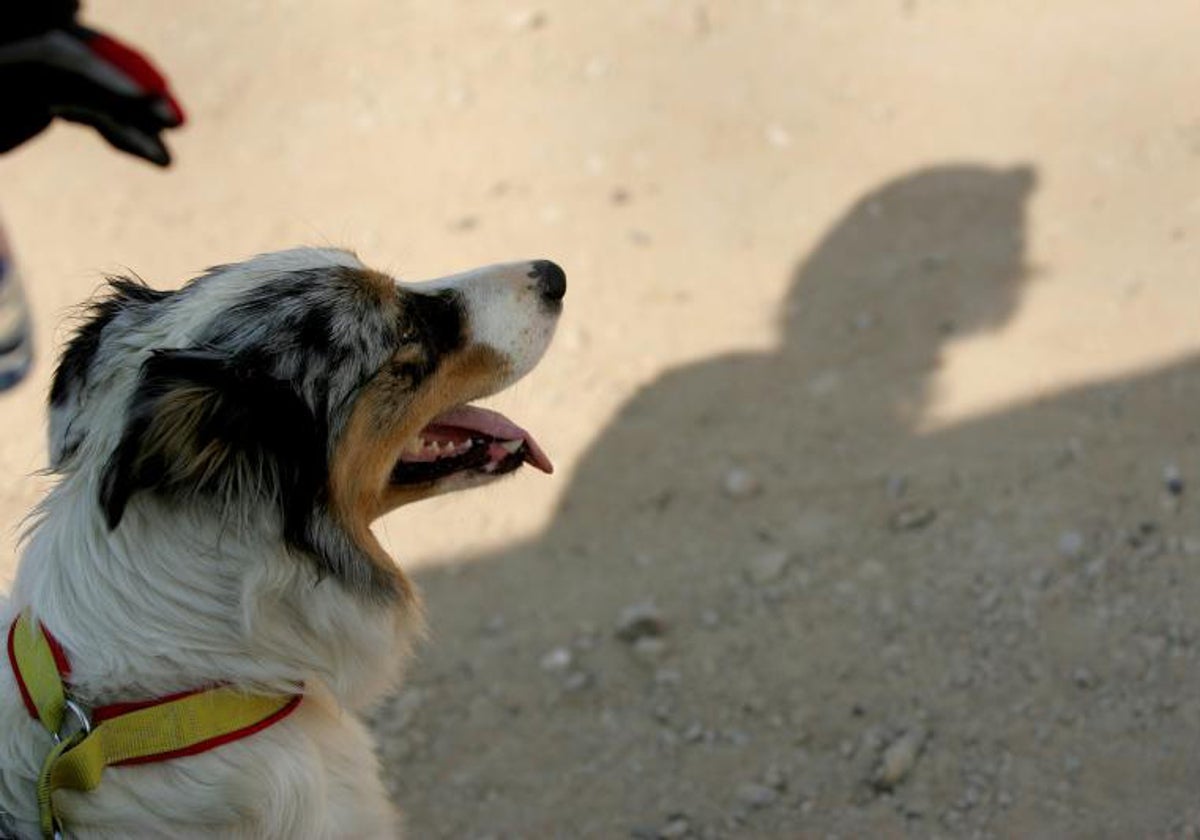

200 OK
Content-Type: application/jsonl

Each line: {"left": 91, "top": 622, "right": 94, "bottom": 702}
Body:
{"left": 52, "top": 699, "right": 92, "bottom": 745}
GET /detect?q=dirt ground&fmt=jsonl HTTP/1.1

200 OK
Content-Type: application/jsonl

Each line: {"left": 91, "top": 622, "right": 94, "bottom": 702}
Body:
{"left": 3, "top": 2, "right": 1200, "bottom": 837}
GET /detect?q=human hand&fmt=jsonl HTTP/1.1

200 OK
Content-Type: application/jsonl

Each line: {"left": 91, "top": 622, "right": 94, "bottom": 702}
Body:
{"left": 0, "top": 1, "right": 185, "bottom": 166}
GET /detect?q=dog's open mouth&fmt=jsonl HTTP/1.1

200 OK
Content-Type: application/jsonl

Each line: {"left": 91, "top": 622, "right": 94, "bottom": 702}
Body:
{"left": 389, "top": 405, "right": 553, "bottom": 486}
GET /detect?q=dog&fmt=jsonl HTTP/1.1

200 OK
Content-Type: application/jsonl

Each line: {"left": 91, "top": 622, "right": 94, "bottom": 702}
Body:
{"left": 0, "top": 247, "right": 564, "bottom": 838}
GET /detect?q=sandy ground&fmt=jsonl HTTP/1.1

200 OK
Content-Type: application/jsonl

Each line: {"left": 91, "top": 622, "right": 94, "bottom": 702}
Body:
{"left": 3, "top": 2, "right": 1200, "bottom": 837}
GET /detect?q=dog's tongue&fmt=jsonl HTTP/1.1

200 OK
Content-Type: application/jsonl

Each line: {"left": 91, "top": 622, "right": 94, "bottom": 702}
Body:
{"left": 425, "top": 406, "right": 553, "bottom": 474}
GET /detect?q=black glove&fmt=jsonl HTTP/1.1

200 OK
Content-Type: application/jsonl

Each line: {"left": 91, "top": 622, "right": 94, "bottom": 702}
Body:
{"left": 0, "top": 1, "right": 185, "bottom": 166}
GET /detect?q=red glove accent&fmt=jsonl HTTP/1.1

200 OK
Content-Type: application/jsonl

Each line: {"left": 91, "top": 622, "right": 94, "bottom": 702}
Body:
{"left": 85, "top": 31, "right": 185, "bottom": 127}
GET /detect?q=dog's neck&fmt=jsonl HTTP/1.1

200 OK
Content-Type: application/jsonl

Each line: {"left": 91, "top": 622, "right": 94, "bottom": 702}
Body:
{"left": 10, "top": 474, "right": 416, "bottom": 711}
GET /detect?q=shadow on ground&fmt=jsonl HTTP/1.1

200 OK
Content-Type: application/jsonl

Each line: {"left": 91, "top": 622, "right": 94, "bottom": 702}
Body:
{"left": 372, "top": 164, "right": 1200, "bottom": 839}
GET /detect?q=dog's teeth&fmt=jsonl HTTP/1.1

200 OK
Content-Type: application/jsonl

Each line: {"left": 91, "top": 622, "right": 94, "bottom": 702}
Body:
{"left": 499, "top": 440, "right": 523, "bottom": 454}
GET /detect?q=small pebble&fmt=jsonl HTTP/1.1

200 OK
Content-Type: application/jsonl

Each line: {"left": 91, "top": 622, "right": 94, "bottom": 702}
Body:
{"left": 764, "top": 123, "right": 793, "bottom": 148}
{"left": 507, "top": 9, "right": 547, "bottom": 30}
{"left": 540, "top": 646, "right": 573, "bottom": 673}
{"left": 853, "top": 311, "right": 876, "bottom": 331}
{"left": 746, "top": 550, "right": 790, "bottom": 585}
{"left": 874, "top": 728, "right": 926, "bottom": 791}
{"left": 722, "top": 468, "right": 762, "bottom": 499}
{"left": 763, "top": 764, "right": 788, "bottom": 791}
{"left": 616, "top": 602, "right": 667, "bottom": 643}
{"left": 890, "top": 506, "right": 936, "bottom": 531}
{"left": 582, "top": 56, "right": 610, "bottom": 80}
{"left": 584, "top": 153, "right": 606, "bottom": 175}
{"left": 659, "top": 815, "right": 691, "bottom": 839}
{"left": 1164, "top": 463, "right": 1185, "bottom": 497}
{"left": 563, "top": 671, "right": 593, "bottom": 692}
{"left": 736, "top": 782, "right": 779, "bottom": 809}
{"left": 445, "top": 85, "right": 470, "bottom": 108}
{"left": 1072, "top": 666, "right": 1096, "bottom": 689}
{"left": 655, "top": 668, "right": 682, "bottom": 687}
{"left": 1058, "top": 531, "right": 1086, "bottom": 560}
{"left": 961, "top": 786, "right": 982, "bottom": 809}
{"left": 885, "top": 474, "right": 908, "bottom": 499}
{"left": 725, "top": 729, "right": 750, "bottom": 747}
{"left": 921, "top": 253, "right": 948, "bottom": 272}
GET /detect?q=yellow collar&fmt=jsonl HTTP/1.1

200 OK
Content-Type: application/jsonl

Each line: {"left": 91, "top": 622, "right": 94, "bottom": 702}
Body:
{"left": 7, "top": 611, "right": 301, "bottom": 839}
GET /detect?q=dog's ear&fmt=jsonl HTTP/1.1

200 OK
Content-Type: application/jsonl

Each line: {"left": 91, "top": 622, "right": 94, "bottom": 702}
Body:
{"left": 99, "top": 349, "right": 327, "bottom": 531}
{"left": 49, "top": 278, "right": 174, "bottom": 469}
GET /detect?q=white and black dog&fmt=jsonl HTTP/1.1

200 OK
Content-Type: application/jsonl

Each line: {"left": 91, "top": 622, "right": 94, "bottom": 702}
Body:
{"left": 0, "top": 248, "right": 564, "bottom": 838}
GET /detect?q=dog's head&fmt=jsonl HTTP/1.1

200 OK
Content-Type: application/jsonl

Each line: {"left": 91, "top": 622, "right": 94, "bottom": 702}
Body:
{"left": 46, "top": 248, "right": 564, "bottom": 600}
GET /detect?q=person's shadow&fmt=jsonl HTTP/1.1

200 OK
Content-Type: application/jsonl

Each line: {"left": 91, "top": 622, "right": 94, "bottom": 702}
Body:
{"left": 375, "top": 165, "right": 1200, "bottom": 839}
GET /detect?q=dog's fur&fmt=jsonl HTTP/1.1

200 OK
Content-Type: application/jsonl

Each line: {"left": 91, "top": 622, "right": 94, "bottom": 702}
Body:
{"left": 0, "top": 248, "right": 562, "bottom": 838}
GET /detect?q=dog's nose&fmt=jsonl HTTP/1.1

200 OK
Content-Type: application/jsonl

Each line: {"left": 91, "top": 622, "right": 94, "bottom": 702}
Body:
{"left": 529, "top": 260, "right": 566, "bottom": 303}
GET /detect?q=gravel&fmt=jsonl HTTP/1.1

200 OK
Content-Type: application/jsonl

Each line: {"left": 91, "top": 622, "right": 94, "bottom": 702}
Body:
{"left": 745, "top": 550, "right": 790, "bottom": 585}
{"left": 1058, "top": 530, "right": 1086, "bottom": 560}
{"left": 889, "top": 506, "right": 937, "bottom": 531}
{"left": 873, "top": 728, "right": 927, "bottom": 791}
{"left": 616, "top": 602, "right": 667, "bottom": 643}
{"left": 721, "top": 468, "right": 762, "bottom": 499}
{"left": 736, "top": 782, "right": 779, "bottom": 809}
{"left": 540, "top": 646, "right": 573, "bottom": 672}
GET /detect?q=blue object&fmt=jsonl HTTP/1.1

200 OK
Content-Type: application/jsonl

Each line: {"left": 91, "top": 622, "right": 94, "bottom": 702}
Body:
{"left": 0, "top": 255, "right": 33, "bottom": 391}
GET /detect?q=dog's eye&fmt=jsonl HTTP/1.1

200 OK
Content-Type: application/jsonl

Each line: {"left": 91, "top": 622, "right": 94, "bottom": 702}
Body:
{"left": 399, "top": 326, "right": 420, "bottom": 344}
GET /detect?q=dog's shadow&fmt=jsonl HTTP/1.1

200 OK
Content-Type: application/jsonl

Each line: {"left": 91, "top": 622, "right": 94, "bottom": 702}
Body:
{"left": 376, "top": 164, "right": 1200, "bottom": 838}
